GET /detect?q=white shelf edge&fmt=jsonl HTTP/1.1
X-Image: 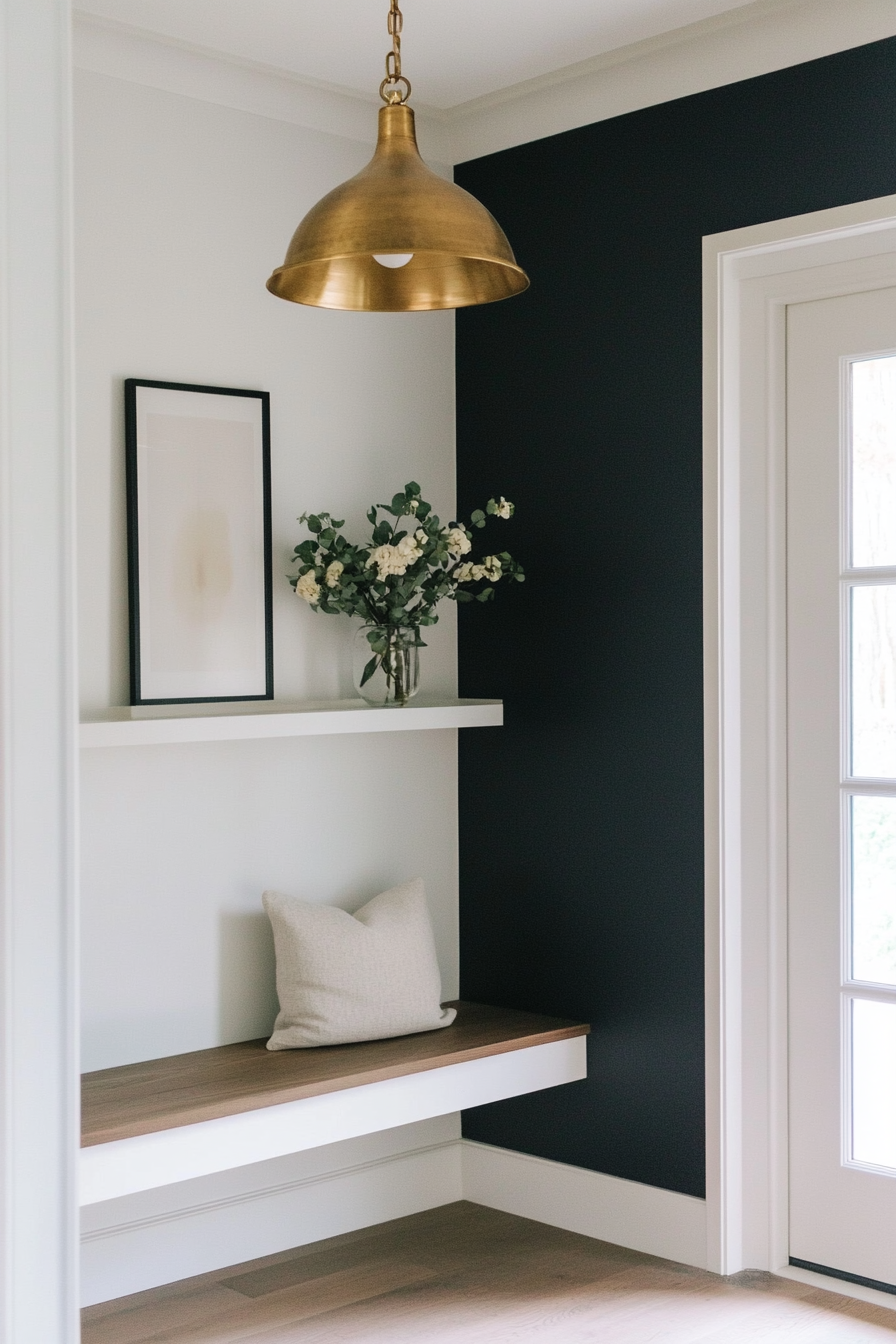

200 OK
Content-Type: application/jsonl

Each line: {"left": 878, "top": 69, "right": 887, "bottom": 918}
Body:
{"left": 79, "top": 698, "right": 503, "bottom": 748}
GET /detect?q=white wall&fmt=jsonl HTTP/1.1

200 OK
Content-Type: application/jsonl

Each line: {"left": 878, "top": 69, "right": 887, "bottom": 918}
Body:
{"left": 74, "top": 68, "right": 459, "bottom": 1073}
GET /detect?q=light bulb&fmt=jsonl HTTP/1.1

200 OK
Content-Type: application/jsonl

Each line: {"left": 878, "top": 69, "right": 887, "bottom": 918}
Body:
{"left": 372, "top": 253, "right": 414, "bottom": 268}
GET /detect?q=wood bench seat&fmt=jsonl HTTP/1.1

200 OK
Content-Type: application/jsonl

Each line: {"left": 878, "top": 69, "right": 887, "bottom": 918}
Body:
{"left": 80, "top": 1002, "right": 589, "bottom": 1205}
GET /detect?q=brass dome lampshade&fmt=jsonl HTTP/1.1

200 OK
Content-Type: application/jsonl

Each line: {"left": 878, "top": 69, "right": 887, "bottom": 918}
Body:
{"left": 266, "top": 1, "right": 529, "bottom": 312}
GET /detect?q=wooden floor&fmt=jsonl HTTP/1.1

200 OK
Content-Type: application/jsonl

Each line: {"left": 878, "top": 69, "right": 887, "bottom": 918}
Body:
{"left": 83, "top": 1202, "right": 896, "bottom": 1343}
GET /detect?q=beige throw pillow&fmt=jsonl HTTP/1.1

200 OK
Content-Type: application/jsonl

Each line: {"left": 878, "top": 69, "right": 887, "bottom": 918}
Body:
{"left": 263, "top": 878, "right": 456, "bottom": 1049}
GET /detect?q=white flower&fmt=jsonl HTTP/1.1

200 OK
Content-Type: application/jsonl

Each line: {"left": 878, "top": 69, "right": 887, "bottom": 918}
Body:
{"left": 325, "top": 560, "right": 344, "bottom": 588}
{"left": 367, "top": 544, "right": 409, "bottom": 580}
{"left": 295, "top": 570, "right": 321, "bottom": 604}
{"left": 453, "top": 562, "right": 475, "bottom": 583}
{"left": 395, "top": 533, "right": 422, "bottom": 563}
{"left": 470, "top": 564, "right": 486, "bottom": 581}
{"left": 495, "top": 497, "right": 513, "bottom": 519}
{"left": 445, "top": 527, "right": 472, "bottom": 557}
{"left": 415, "top": 529, "right": 428, "bottom": 545}
{"left": 483, "top": 555, "right": 503, "bottom": 581}
{"left": 407, "top": 499, "right": 419, "bottom": 514}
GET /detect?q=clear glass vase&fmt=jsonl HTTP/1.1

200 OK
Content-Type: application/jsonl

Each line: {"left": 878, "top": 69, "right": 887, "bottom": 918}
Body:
{"left": 353, "top": 625, "right": 421, "bottom": 707}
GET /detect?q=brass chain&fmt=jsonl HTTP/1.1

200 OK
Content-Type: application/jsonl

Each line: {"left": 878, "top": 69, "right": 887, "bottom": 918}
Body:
{"left": 379, "top": 0, "right": 411, "bottom": 104}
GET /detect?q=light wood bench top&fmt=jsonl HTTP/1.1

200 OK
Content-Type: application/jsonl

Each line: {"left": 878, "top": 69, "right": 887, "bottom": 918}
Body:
{"left": 81, "top": 1001, "right": 590, "bottom": 1147}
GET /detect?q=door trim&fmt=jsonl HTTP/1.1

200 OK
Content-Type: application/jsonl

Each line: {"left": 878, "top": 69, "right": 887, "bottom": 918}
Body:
{"left": 0, "top": 1, "right": 79, "bottom": 1338}
{"left": 703, "top": 194, "right": 896, "bottom": 1290}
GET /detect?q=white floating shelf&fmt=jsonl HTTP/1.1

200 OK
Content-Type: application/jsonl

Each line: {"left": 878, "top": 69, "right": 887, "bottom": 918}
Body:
{"left": 79, "top": 697, "right": 502, "bottom": 748}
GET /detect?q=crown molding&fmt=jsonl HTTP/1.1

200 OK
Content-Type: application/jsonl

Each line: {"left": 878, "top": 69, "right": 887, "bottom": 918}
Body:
{"left": 73, "top": 0, "right": 896, "bottom": 169}
{"left": 446, "top": 0, "right": 896, "bottom": 162}
{"left": 71, "top": 13, "right": 453, "bottom": 165}
{"left": 447, "top": 0, "right": 813, "bottom": 123}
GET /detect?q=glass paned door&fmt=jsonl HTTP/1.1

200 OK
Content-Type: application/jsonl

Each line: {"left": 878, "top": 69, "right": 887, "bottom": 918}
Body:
{"left": 846, "top": 355, "right": 896, "bottom": 1182}
{"left": 787, "top": 285, "right": 896, "bottom": 1287}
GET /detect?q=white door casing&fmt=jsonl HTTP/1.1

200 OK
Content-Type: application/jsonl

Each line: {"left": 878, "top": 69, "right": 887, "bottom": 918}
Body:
{"left": 0, "top": 1, "right": 80, "bottom": 1339}
{"left": 703, "top": 195, "right": 896, "bottom": 1300}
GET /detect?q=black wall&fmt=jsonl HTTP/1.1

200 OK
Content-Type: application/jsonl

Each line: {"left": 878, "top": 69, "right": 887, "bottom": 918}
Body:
{"left": 455, "top": 37, "right": 896, "bottom": 1199}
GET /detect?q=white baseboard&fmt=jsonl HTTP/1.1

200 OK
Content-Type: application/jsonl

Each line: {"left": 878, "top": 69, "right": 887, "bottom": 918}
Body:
{"left": 462, "top": 1139, "right": 708, "bottom": 1270}
{"left": 81, "top": 1128, "right": 709, "bottom": 1306}
{"left": 80, "top": 1117, "right": 462, "bottom": 1306}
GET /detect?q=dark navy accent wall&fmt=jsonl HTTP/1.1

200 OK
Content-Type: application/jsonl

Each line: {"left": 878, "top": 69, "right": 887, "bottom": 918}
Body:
{"left": 455, "top": 37, "right": 896, "bottom": 1199}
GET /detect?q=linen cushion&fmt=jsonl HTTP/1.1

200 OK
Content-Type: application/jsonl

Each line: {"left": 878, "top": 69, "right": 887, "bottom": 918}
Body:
{"left": 263, "top": 878, "right": 456, "bottom": 1049}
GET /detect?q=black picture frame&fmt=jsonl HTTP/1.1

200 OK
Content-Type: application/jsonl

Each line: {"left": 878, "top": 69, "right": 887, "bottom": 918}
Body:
{"left": 124, "top": 378, "right": 274, "bottom": 705}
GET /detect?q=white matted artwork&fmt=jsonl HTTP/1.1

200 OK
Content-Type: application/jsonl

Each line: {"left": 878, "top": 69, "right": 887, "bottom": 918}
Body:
{"left": 125, "top": 380, "right": 273, "bottom": 704}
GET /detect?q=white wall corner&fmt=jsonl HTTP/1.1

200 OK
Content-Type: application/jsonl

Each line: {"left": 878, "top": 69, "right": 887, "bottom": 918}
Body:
{"left": 446, "top": 0, "right": 896, "bottom": 163}
{"left": 71, "top": 12, "right": 454, "bottom": 168}
{"left": 461, "top": 1140, "right": 708, "bottom": 1270}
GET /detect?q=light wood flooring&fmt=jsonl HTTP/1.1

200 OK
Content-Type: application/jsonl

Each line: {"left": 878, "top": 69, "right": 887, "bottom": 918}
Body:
{"left": 82, "top": 1201, "right": 896, "bottom": 1343}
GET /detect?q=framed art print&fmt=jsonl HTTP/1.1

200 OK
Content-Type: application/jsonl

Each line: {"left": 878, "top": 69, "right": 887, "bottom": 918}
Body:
{"left": 125, "top": 379, "right": 273, "bottom": 705}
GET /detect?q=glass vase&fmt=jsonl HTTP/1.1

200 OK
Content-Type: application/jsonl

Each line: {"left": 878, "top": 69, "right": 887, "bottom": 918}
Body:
{"left": 353, "top": 625, "right": 421, "bottom": 707}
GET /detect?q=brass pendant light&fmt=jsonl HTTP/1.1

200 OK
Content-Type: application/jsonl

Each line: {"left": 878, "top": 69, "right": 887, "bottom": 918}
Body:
{"left": 266, "top": 0, "right": 529, "bottom": 312}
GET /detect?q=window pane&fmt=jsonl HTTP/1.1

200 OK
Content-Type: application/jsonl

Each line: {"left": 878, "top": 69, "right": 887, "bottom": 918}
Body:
{"left": 852, "top": 998, "right": 896, "bottom": 1170}
{"left": 851, "top": 585, "right": 896, "bottom": 777}
{"left": 852, "top": 796, "right": 896, "bottom": 986}
{"left": 852, "top": 354, "right": 896, "bottom": 568}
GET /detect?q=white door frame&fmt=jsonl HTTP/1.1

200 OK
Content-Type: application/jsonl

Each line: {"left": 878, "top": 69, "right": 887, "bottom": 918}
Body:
{"left": 0, "top": 2, "right": 79, "bottom": 1339}
{"left": 704, "top": 194, "right": 896, "bottom": 1295}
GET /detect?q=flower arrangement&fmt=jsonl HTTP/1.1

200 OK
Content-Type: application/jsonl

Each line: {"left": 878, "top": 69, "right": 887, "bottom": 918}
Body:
{"left": 290, "top": 481, "right": 523, "bottom": 704}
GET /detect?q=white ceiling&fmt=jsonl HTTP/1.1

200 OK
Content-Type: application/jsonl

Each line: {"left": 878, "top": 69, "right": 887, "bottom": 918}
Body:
{"left": 74, "top": 0, "right": 769, "bottom": 110}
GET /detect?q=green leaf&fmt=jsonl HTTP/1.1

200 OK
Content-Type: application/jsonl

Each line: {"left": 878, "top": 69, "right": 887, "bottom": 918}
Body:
{"left": 405, "top": 481, "right": 421, "bottom": 496}
{"left": 307, "top": 514, "right": 322, "bottom": 533}
{"left": 359, "top": 655, "right": 379, "bottom": 687}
